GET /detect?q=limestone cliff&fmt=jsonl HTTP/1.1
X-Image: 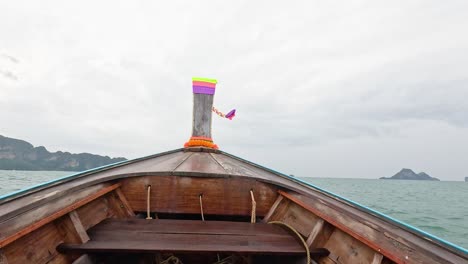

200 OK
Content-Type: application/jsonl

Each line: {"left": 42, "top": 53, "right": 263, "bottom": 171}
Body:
{"left": 0, "top": 135, "right": 126, "bottom": 171}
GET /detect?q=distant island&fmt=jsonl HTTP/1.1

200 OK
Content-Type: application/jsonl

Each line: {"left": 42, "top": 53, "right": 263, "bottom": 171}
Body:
{"left": 465, "top": 177, "right": 468, "bottom": 182}
{"left": 0, "top": 135, "right": 126, "bottom": 171}
{"left": 380, "top": 168, "right": 440, "bottom": 181}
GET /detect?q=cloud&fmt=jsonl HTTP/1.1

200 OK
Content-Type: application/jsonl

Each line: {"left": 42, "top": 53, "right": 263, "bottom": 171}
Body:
{"left": 0, "top": 70, "right": 18, "bottom": 81}
{"left": 1, "top": 53, "right": 19, "bottom": 64}
{"left": 0, "top": 1, "right": 467, "bottom": 180}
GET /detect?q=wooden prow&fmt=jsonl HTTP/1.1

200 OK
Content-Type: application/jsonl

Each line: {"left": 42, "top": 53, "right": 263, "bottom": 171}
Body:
{"left": 185, "top": 77, "right": 218, "bottom": 149}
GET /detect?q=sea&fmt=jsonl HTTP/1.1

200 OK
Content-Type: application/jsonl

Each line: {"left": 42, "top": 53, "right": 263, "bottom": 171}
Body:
{"left": 0, "top": 170, "right": 466, "bottom": 249}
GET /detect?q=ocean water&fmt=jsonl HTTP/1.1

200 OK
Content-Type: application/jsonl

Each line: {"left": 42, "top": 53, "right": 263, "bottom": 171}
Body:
{"left": 0, "top": 170, "right": 466, "bottom": 249}
{"left": 301, "top": 177, "right": 468, "bottom": 249}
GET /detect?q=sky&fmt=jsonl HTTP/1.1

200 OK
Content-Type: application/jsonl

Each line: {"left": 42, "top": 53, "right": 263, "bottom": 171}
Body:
{"left": 0, "top": 1, "right": 467, "bottom": 181}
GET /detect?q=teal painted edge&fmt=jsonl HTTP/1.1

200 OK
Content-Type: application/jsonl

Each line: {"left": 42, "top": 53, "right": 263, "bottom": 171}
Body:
{"left": 0, "top": 160, "right": 125, "bottom": 200}
{"left": 219, "top": 150, "right": 468, "bottom": 254}
{"left": 0, "top": 147, "right": 466, "bottom": 254}
{"left": 0, "top": 148, "right": 185, "bottom": 202}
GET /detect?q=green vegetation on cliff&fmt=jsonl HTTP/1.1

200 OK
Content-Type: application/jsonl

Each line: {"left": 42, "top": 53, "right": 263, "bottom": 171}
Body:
{"left": 0, "top": 135, "right": 126, "bottom": 171}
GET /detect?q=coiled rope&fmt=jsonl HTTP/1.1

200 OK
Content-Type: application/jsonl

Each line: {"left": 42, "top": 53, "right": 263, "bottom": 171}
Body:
{"left": 268, "top": 221, "right": 310, "bottom": 264}
{"left": 161, "top": 255, "right": 183, "bottom": 264}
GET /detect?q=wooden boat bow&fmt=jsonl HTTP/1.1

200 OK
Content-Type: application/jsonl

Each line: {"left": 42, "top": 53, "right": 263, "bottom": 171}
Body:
{"left": 0, "top": 78, "right": 466, "bottom": 263}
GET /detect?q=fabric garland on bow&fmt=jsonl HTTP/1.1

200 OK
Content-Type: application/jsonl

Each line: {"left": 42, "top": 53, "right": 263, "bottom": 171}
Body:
{"left": 212, "top": 107, "right": 236, "bottom": 120}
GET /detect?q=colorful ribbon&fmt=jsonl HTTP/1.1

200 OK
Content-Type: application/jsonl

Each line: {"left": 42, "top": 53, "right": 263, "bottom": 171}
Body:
{"left": 212, "top": 107, "right": 236, "bottom": 120}
{"left": 184, "top": 137, "right": 219, "bottom": 149}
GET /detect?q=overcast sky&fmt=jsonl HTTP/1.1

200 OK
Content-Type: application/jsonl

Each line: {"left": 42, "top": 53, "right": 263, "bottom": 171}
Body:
{"left": 1, "top": 1, "right": 467, "bottom": 180}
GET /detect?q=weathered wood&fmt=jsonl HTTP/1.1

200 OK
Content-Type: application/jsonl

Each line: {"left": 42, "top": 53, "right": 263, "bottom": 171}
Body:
{"left": 59, "top": 240, "right": 330, "bottom": 256}
{"left": 57, "top": 219, "right": 318, "bottom": 255}
{"left": 0, "top": 183, "right": 120, "bottom": 247}
{"left": 76, "top": 196, "right": 114, "bottom": 230}
{"left": 192, "top": 93, "right": 214, "bottom": 138}
{"left": 175, "top": 152, "right": 226, "bottom": 174}
{"left": 68, "top": 211, "right": 89, "bottom": 243}
{"left": 267, "top": 199, "right": 322, "bottom": 237}
{"left": 0, "top": 183, "right": 109, "bottom": 240}
{"left": 309, "top": 220, "right": 334, "bottom": 249}
{"left": 3, "top": 222, "right": 71, "bottom": 264}
{"left": 262, "top": 195, "right": 283, "bottom": 222}
{"left": 0, "top": 147, "right": 465, "bottom": 264}
{"left": 322, "top": 229, "right": 376, "bottom": 264}
{"left": 88, "top": 219, "right": 291, "bottom": 236}
{"left": 72, "top": 254, "right": 95, "bottom": 264}
{"left": 107, "top": 191, "right": 134, "bottom": 218}
{"left": 115, "top": 188, "right": 135, "bottom": 216}
{"left": 0, "top": 249, "right": 7, "bottom": 264}
{"left": 306, "top": 219, "right": 324, "bottom": 247}
{"left": 120, "top": 176, "right": 278, "bottom": 216}
{"left": 371, "top": 252, "right": 384, "bottom": 264}
{"left": 381, "top": 256, "right": 396, "bottom": 264}
{"left": 279, "top": 191, "right": 467, "bottom": 264}
{"left": 54, "top": 210, "right": 89, "bottom": 258}
{"left": 0, "top": 150, "right": 187, "bottom": 220}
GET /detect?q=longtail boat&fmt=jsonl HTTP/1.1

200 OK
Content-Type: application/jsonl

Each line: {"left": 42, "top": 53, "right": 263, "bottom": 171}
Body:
{"left": 0, "top": 78, "right": 467, "bottom": 264}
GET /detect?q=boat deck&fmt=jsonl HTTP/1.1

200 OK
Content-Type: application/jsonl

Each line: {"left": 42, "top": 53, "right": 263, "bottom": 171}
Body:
{"left": 57, "top": 218, "right": 329, "bottom": 256}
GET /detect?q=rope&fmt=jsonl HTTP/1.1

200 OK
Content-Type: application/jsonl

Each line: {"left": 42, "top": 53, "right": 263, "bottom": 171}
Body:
{"left": 146, "top": 185, "right": 152, "bottom": 219}
{"left": 269, "top": 221, "right": 310, "bottom": 264}
{"left": 250, "top": 190, "right": 256, "bottom": 223}
{"left": 212, "top": 107, "right": 236, "bottom": 120}
{"left": 199, "top": 194, "right": 205, "bottom": 221}
{"left": 212, "top": 255, "right": 239, "bottom": 264}
{"left": 161, "top": 255, "right": 183, "bottom": 264}
{"left": 212, "top": 107, "right": 226, "bottom": 118}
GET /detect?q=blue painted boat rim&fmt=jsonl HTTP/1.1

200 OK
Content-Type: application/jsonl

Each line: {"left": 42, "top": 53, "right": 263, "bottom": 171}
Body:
{"left": 218, "top": 150, "right": 468, "bottom": 255}
{"left": 0, "top": 147, "right": 466, "bottom": 255}
{"left": 0, "top": 148, "right": 185, "bottom": 202}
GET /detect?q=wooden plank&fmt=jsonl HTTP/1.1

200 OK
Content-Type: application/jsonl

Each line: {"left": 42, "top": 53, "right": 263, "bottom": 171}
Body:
{"left": 54, "top": 209, "right": 91, "bottom": 263}
{"left": 0, "top": 147, "right": 464, "bottom": 264}
{"left": 58, "top": 219, "right": 308, "bottom": 255}
{"left": 309, "top": 220, "right": 334, "bottom": 249}
{"left": 262, "top": 195, "right": 283, "bottom": 222}
{"left": 88, "top": 219, "right": 292, "bottom": 237}
{"left": 76, "top": 196, "right": 114, "bottom": 230}
{"left": 371, "top": 252, "right": 384, "bottom": 264}
{"left": 306, "top": 219, "right": 324, "bottom": 247}
{"left": 106, "top": 191, "right": 133, "bottom": 219}
{"left": 58, "top": 240, "right": 330, "bottom": 255}
{"left": 278, "top": 191, "right": 466, "bottom": 264}
{"left": 115, "top": 188, "right": 135, "bottom": 216}
{"left": 175, "top": 152, "right": 227, "bottom": 174}
{"left": 267, "top": 199, "right": 322, "bottom": 237}
{"left": 68, "top": 211, "right": 89, "bottom": 243}
{"left": 323, "top": 229, "right": 376, "bottom": 264}
{"left": 72, "top": 254, "right": 95, "bottom": 264}
{"left": 192, "top": 93, "right": 214, "bottom": 138}
{"left": 0, "top": 150, "right": 187, "bottom": 220}
{"left": 3, "top": 222, "right": 71, "bottom": 264}
{"left": 56, "top": 219, "right": 330, "bottom": 256}
{"left": 0, "top": 183, "right": 110, "bottom": 241}
{"left": 120, "top": 176, "right": 278, "bottom": 216}
{"left": 0, "top": 249, "right": 7, "bottom": 264}
{"left": 0, "top": 183, "right": 120, "bottom": 247}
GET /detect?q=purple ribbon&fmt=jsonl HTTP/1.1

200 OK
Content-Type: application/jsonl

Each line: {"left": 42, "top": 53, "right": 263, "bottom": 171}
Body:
{"left": 225, "top": 109, "right": 236, "bottom": 120}
{"left": 193, "top": 86, "right": 215, "bottom": 95}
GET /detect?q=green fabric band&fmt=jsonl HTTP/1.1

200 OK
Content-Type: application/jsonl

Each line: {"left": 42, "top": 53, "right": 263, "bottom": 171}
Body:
{"left": 192, "top": 77, "right": 217, "bottom": 84}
